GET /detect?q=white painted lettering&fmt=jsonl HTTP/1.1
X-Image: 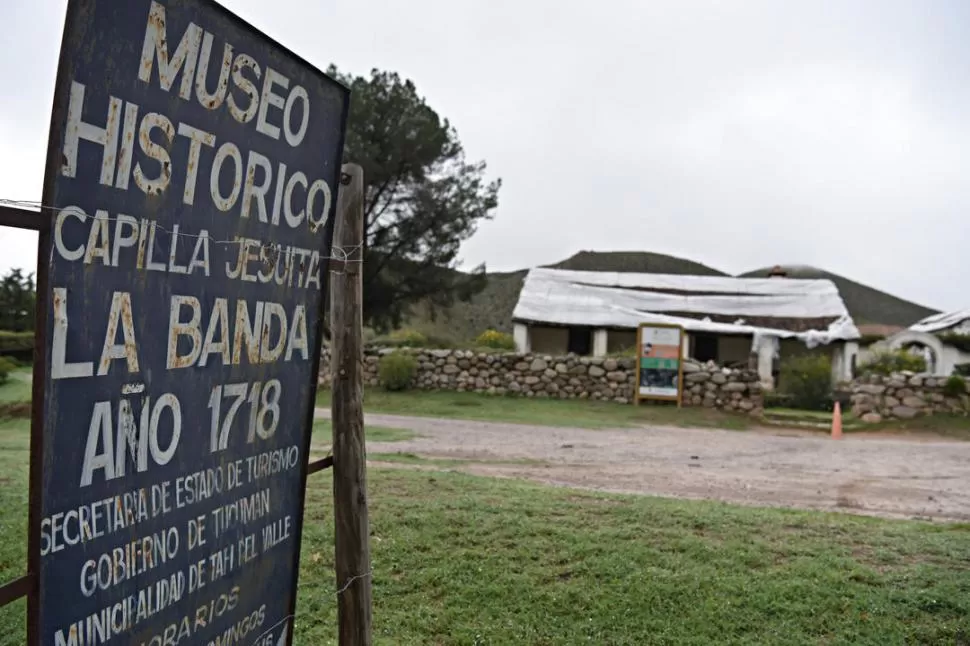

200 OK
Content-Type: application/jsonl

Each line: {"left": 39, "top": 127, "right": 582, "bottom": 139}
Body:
{"left": 51, "top": 287, "right": 94, "bottom": 380}
{"left": 115, "top": 103, "right": 140, "bottom": 190}
{"left": 283, "top": 86, "right": 310, "bottom": 147}
{"left": 167, "top": 295, "right": 202, "bottom": 369}
{"left": 61, "top": 81, "right": 121, "bottom": 186}
{"left": 176, "top": 122, "right": 215, "bottom": 205}
{"left": 240, "top": 151, "right": 272, "bottom": 221}
{"left": 306, "top": 178, "right": 332, "bottom": 229}
{"left": 210, "top": 142, "right": 243, "bottom": 211}
{"left": 259, "top": 303, "right": 287, "bottom": 363}
{"left": 167, "top": 225, "right": 190, "bottom": 274}
{"left": 54, "top": 206, "right": 86, "bottom": 262}
{"left": 83, "top": 209, "right": 111, "bottom": 266}
{"left": 227, "top": 54, "right": 260, "bottom": 124}
{"left": 188, "top": 230, "right": 211, "bottom": 276}
{"left": 111, "top": 214, "right": 139, "bottom": 267}
{"left": 256, "top": 67, "right": 288, "bottom": 140}
{"left": 80, "top": 401, "right": 114, "bottom": 487}
{"left": 283, "top": 171, "right": 306, "bottom": 227}
{"left": 97, "top": 291, "right": 139, "bottom": 376}
{"left": 195, "top": 33, "right": 233, "bottom": 109}
{"left": 284, "top": 304, "right": 309, "bottom": 361}
{"left": 138, "top": 0, "right": 203, "bottom": 100}
{"left": 133, "top": 112, "right": 175, "bottom": 196}
{"left": 149, "top": 394, "right": 181, "bottom": 466}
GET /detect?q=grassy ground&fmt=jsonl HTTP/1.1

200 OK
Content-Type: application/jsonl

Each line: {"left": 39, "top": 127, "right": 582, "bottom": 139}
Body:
{"left": 318, "top": 388, "right": 970, "bottom": 438}
{"left": 367, "top": 452, "right": 545, "bottom": 468}
{"left": 317, "top": 389, "right": 754, "bottom": 431}
{"left": 763, "top": 405, "right": 970, "bottom": 439}
{"left": 0, "top": 367, "right": 31, "bottom": 406}
{"left": 864, "top": 413, "right": 970, "bottom": 440}
{"left": 312, "top": 419, "right": 418, "bottom": 444}
{"left": 0, "top": 419, "right": 968, "bottom": 644}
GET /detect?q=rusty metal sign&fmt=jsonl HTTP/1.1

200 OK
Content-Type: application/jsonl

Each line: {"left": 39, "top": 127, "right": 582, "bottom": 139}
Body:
{"left": 35, "top": 1, "right": 348, "bottom": 643}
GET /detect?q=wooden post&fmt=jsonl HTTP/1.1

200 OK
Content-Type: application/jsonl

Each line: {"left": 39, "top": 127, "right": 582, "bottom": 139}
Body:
{"left": 331, "top": 163, "right": 372, "bottom": 645}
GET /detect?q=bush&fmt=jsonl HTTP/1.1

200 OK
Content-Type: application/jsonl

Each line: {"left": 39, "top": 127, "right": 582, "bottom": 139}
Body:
{"left": 939, "top": 333, "right": 970, "bottom": 353}
{"left": 378, "top": 352, "right": 418, "bottom": 391}
{"left": 778, "top": 354, "right": 833, "bottom": 411}
{"left": 857, "top": 334, "right": 885, "bottom": 347}
{"left": 475, "top": 329, "right": 515, "bottom": 350}
{"left": 0, "top": 331, "right": 33, "bottom": 354}
{"left": 954, "top": 363, "right": 970, "bottom": 378}
{"left": 0, "top": 356, "right": 15, "bottom": 386}
{"left": 763, "top": 391, "right": 794, "bottom": 409}
{"left": 387, "top": 329, "right": 428, "bottom": 348}
{"left": 858, "top": 349, "right": 927, "bottom": 376}
{"left": 371, "top": 329, "right": 457, "bottom": 349}
{"left": 944, "top": 375, "right": 967, "bottom": 398}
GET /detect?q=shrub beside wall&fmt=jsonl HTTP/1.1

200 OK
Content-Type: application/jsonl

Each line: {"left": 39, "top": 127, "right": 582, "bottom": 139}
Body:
{"left": 858, "top": 348, "right": 927, "bottom": 376}
{"left": 778, "top": 354, "right": 833, "bottom": 411}
{"left": 475, "top": 329, "right": 516, "bottom": 350}
{"left": 378, "top": 352, "right": 418, "bottom": 391}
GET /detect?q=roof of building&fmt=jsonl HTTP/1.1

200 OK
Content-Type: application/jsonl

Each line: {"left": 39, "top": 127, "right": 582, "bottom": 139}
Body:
{"left": 511, "top": 268, "right": 860, "bottom": 346}
{"left": 909, "top": 310, "right": 970, "bottom": 334}
{"left": 857, "top": 323, "right": 905, "bottom": 338}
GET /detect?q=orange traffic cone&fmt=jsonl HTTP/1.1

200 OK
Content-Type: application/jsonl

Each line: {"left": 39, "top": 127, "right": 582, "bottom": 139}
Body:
{"left": 831, "top": 401, "right": 843, "bottom": 440}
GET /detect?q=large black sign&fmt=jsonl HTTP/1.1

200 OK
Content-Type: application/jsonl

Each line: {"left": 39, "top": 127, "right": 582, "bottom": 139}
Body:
{"left": 37, "top": 1, "right": 348, "bottom": 643}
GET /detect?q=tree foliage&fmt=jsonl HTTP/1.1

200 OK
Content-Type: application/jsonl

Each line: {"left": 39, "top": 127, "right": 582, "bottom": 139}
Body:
{"left": 0, "top": 268, "right": 35, "bottom": 332}
{"left": 328, "top": 66, "right": 501, "bottom": 331}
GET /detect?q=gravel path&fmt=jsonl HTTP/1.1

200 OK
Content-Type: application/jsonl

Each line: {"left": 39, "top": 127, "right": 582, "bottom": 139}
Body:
{"left": 315, "top": 408, "right": 970, "bottom": 522}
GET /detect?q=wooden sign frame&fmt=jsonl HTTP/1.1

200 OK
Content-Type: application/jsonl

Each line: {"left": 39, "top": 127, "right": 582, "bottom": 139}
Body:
{"left": 633, "top": 322, "right": 685, "bottom": 407}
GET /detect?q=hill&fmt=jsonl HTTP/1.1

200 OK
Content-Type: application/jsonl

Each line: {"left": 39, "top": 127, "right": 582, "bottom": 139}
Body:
{"left": 549, "top": 250, "right": 726, "bottom": 276}
{"left": 401, "top": 252, "right": 939, "bottom": 341}
{"left": 739, "top": 265, "right": 938, "bottom": 327}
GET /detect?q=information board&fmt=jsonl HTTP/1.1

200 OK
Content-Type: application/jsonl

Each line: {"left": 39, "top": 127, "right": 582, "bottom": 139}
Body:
{"left": 36, "top": 1, "right": 348, "bottom": 644}
{"left": 634, "top": 323, "right": 685, "bottom": 403}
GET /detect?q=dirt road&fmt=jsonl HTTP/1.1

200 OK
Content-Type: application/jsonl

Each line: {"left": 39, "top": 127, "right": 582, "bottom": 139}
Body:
{"left": 314, "top": 409, "right": 970, "bottom": 522}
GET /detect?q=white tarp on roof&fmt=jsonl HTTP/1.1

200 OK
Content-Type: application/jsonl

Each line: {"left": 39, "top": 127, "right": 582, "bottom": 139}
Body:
{"left": 910, "top": 310, "right": 970, "bottom": 334}
{"left": 512, "top": 267, "right": 860, "bottom": 346}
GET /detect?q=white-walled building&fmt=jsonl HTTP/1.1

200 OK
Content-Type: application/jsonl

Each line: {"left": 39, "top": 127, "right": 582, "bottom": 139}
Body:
{"left": 861, "top": 309, "right": 970, "bottom": 376}
{"left": 510, "top": 267, "right": 861, "bottom": 389}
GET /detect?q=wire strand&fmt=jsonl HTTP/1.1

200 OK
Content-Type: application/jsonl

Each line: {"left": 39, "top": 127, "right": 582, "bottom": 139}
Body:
{"left": 0, "top": 198, "right": 364, "bottom": 263}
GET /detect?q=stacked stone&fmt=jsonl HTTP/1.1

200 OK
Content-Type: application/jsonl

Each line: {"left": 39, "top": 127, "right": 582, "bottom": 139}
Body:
{"left": 847, "top": 373, "right": 969, "bottom": 422}
{"left": 320, "top": 347, "right": 765, "bottom": 415}
{"left": 681, "top": 360, "right": 764, "bottom": 415}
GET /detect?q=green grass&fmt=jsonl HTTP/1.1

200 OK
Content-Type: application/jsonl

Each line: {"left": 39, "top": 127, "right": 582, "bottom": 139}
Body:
{"left": 368, "top": 452, "right": 468, "bottom": 467}
{"left": 1, "top": 419, "right": 969, "bottom": 644}
{"left": 312, "top": 419, "right": 418, "bottom": 444}
{"left": 367, "top": 452, "right": 544, "bottom": 468}
{"left": 317, "top": 389, "right": 754, "bottom": 430}
{"left": 863, "top": 414, "right": 970, "bottom": 440}
{"left": 0, "top": 420, "right": 29, "bottom": 642}
{"left": 762, "top": 406, "right": 970, "bottom": 439}
{"left": 0, "top": 368, "right": 31, "bottom": 405}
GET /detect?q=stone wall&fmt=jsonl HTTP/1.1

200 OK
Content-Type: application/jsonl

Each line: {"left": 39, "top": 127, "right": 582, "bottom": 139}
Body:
{"left": 319, "top": 347, "right": 765, "bottom": 416}
{"left": 843, "top": 373, "right": 970, "bottom": 422}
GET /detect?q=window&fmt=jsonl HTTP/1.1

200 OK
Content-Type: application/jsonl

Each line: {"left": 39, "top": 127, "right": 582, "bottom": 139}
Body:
{"left": 567, "top": 327, "right": 592, "bottom": 355}
{"left": 692, "top": 333, "right": 717, "bottom": 362}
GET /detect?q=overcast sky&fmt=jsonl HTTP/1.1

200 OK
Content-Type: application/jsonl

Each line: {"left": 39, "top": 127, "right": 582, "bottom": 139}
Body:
{"left": 2, "top": 0, "right": 967, "bottom": 312}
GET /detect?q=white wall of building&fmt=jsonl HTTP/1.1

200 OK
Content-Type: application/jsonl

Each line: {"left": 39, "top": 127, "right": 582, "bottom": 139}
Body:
{"left": 857, "top": 331, "right": 970, "bottom": 376}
